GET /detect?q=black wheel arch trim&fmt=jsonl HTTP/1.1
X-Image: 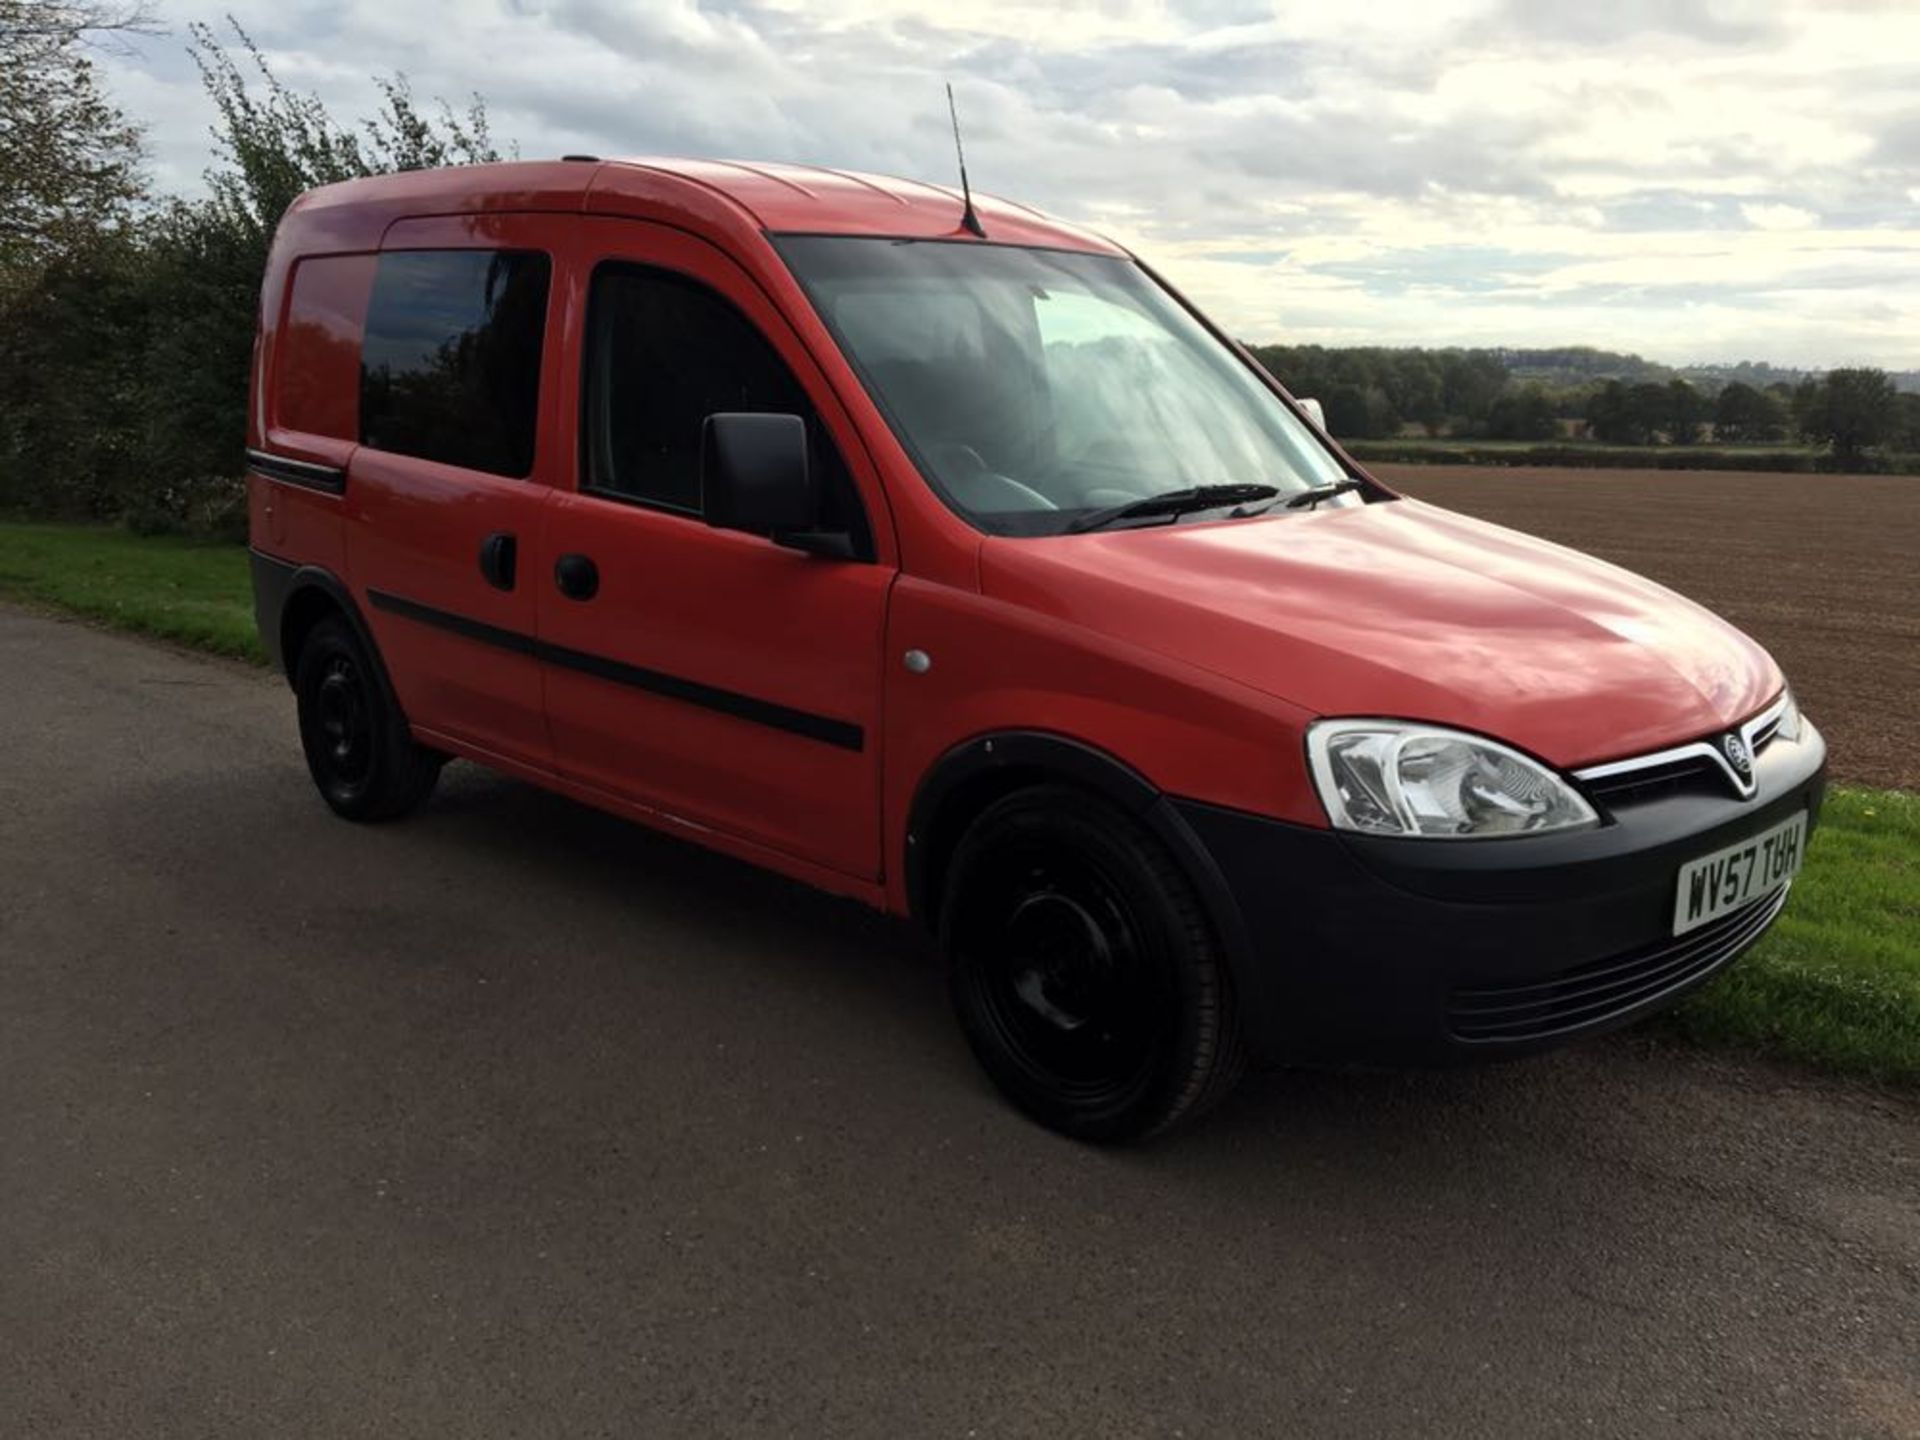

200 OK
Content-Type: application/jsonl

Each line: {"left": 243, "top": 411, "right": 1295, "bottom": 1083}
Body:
{"left": 249, "top": 550, "right": 406, "bottom": 724}
{"left": 903, "top": 730, "right": 1262, "bottom": 1026}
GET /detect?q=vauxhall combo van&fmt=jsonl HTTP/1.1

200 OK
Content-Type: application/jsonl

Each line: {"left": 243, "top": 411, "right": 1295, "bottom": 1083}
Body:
{"left": 248, "top": 158, "right": 1825, "bottom": 1140}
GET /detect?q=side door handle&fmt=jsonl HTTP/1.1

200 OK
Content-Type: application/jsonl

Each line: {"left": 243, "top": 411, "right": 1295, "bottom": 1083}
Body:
{"left": 478, "top": 532, "right": 517, "bottom": 591}
{"left": 554, "top": 552, "right": 599, "bottom": 601}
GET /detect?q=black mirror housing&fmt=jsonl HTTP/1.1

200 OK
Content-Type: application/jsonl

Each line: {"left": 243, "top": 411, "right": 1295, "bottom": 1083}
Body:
{"left": 702, "top": 413, "right": 817, "bottom": 536}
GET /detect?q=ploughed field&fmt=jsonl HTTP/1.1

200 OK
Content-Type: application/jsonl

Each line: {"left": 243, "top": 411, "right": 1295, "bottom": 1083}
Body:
{"left": 1376, "top": 465, "right": 1920, "bottom": 793}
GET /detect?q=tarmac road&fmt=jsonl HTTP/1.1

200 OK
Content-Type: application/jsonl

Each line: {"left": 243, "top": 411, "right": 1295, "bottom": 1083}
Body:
{"left": 2, "top": 605, "right": 1916, "bottom": 1438}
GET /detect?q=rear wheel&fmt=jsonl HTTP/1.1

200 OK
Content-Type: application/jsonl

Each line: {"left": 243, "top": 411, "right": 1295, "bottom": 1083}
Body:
{"left": 943, "top": 786, "right": 1244, "bottom": 1142}
{"left": 294, "top": 615, "right": 441, "bottom": 821}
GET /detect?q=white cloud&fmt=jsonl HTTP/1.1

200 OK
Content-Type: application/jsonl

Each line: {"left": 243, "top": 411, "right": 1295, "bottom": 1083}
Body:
{"left": 1739, "top": 203, "right": 1820, "bottom": 231}
{"left": 94, "top": 0, "right": 1920, "bottom": 367}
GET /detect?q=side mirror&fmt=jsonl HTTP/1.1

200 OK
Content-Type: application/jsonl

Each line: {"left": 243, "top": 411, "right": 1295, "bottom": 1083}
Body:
{"left": 1295, "top": 396, "right": 1327, "bottom": 431}
{"left": 700, "top": 413, "right": 853, "bottom": 558}
{"left": 702, "top": 412, "right": 814, "bottom": 531}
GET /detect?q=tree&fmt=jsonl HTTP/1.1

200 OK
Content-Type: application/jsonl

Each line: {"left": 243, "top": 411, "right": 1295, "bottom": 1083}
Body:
{"left": 1798, "top": 368, "right": 1900, "bottom": 464}
{"left": 0, "top": 235, "right": 149, "bottom": 516}
{"left": 1386, "top": 352, "right": 1444, "bottom": 435}
{"left": 1894, "top": 393, "right": 1920, "bottom": 452}
{"left": 1323, "top": 381, "right": 1395, "bottom": 439}
{"left": 0, "top": 2, "right": 153, "bottom": 512}
{"left": 1587, "top": 379, "right": 1668, "bottom": 445}
{"left": 1666, "top": 379, "right": 1703, "bottom": 445}
{"left": 1486, "top": 384, "right": 1558, "bottom": 441}
{"left": 0, "top": 15, "right": 511, "bottom": 525}
{"left": 1712, "top": 381, "right": 1787, "bottom": 442}
{"left": 188, "top": 19, "right": 502, "bottom": 250}
{"left": 1627, "top": 383, "right": 1671, "bottom": 444}
{"left": 120, "top": 21, "right": 511, "bottom": 519}
{"left": 1241, "top": 344, "right": 1514, "bottom": 438}
{"left": 1439, "top": 351, "right": 1508, "bottom": 432}
{"left": 1789, "top": 377, "right": 1822, "bottom": 441}
{"left": 365, "top": 75, "right": 502, "bottom": 174}
{"left": 1586, "top": 380, "right": 1629, "bottom": 443}
{"left": 0, "top": 0, "right": 149, "bottom": 291}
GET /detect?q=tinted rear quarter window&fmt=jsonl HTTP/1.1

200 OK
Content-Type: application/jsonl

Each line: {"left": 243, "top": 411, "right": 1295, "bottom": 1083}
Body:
{"left": 360, "top": 249, "right": 551, "bottom": 477}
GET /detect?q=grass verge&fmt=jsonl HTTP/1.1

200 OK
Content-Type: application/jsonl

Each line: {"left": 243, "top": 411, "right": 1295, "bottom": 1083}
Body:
{"left": 1665, "top": 785, "right": 1919, "bottom": 1087}
{"left": 0, "top": 521, "right": 263, "bottom": 661}
{"left": 2, "top": 521, "right": 1914, "bottom": 1086}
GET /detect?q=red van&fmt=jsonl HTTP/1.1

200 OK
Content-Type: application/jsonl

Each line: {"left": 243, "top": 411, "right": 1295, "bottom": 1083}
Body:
{"left": 248, "top": 158, "right": 1825, "bottom": 1139}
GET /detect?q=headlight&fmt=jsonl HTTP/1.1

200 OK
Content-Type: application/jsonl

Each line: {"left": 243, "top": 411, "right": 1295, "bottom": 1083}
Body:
{"left": 1306, "top": 720, "right": 1599, "bottom": 839}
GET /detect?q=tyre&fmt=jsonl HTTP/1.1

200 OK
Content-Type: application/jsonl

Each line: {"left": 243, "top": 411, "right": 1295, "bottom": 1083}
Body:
{"left": 943, "top": 785, "right": 1245, "bottom": 1142}
{"left": 294, "top": 615, "right": 442, "bottom": 821}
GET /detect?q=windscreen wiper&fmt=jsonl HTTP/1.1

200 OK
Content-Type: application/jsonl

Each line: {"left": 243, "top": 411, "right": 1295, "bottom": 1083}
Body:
{"left": 1284, "top": 479, "right": 1365, "bottom": 510}
{"left": 1068, "top": 484, "right": 1279, "bottom": 534}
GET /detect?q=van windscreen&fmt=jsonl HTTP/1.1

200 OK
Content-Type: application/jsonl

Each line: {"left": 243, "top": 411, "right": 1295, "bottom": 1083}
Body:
{"left": 775, "top": 236, "right": 1351, "bottom": 536}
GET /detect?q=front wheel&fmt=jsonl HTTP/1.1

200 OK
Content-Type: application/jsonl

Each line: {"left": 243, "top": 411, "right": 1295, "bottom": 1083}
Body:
{"left": 294, "top": 615, "right": 442, "bottom": 821}
{"left": 943, "top": 786, "right": 1244, "bottom": 1142}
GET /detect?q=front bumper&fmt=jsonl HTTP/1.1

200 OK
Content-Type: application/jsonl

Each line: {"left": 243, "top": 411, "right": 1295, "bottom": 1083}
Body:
{"left": 1172, "top": 722, "right": 1827, "bottom": 1066}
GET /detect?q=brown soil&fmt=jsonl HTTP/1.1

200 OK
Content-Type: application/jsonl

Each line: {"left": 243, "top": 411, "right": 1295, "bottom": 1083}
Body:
{"left": 1375, "top": 464, "right": 1920, "bottom": 792}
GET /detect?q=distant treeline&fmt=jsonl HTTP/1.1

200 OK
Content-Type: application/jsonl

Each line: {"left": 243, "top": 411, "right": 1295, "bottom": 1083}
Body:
{"left": 1342, "top": 441, "right": 1918, "bottom": 476}
{"left": 1488, "top": 346, "right": 1917, "bottom": 396}
{"left": 1246, "top": 343, "right": 1920, "bottom": 466}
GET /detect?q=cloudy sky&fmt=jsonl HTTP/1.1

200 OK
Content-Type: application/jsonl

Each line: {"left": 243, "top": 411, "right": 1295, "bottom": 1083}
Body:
{"left": 99, "top": 0, "right": 1920, "bottom": 368}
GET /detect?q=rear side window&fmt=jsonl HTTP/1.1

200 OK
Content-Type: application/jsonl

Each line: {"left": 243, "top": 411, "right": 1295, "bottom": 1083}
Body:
{"left": 277, "top": 254, "right": 375, "bottom": 440}
{"left": 582, "top": 265, "right": 869, "bottom": 552}
{"left": 360, "top": 249, "right": 551, "bottom": 477}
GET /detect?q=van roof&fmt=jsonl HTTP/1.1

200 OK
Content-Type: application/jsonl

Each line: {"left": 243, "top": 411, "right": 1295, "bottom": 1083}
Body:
{"left": 280, "top": 157, "right": 1124, "bottom": 257}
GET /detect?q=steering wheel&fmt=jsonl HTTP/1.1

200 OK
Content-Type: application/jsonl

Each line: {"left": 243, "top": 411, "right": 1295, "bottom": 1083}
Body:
{"left": 926, "top": 442, "right": 1057, "bottom": 512}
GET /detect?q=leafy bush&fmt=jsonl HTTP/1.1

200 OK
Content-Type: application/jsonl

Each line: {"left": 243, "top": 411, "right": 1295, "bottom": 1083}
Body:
{"left": 124, "top": 473, "right": 249, "bottom": 541}
{"left": 0, "top": 13, "right": 500, "bottom": 536}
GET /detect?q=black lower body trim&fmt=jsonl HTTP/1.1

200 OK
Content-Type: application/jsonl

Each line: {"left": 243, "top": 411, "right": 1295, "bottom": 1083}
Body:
{"left": 366, "top": 588, "right": 863, "bottom": 751}
{"left": 1447, "top": 885, "right": 1789, "bottom": 1043}
{"left": 1171, "top": 738, "right": 1825, "bottom": 1066}
{"left": 249, "top": 548, "right": 298, "bottom": 673}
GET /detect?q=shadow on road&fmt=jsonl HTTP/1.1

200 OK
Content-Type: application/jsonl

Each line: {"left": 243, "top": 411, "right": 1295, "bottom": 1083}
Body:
{"left": 12, "top": 605, "right": 1915, "bottom": 1436}
{"left": 12, "top": 691, "right": 1917, "bottom": 1438}
{"left": 334, "top": 761, "right": 1655, "bottom": 1162}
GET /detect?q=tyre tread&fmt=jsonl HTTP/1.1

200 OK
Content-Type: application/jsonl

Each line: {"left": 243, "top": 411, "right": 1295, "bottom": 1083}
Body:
{"left": 295, "top": 615, "right": 441, "bottom": 823}
{"left": 945, "top": 783, "right": 1245, "bottom": 1142}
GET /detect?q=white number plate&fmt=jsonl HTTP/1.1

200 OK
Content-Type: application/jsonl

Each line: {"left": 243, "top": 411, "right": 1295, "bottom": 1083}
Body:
{"left": 1673, "top": 812, "right": 1806, "bottom": 936}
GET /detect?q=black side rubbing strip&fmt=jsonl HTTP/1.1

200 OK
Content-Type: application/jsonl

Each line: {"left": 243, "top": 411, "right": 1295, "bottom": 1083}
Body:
{"left": 246, "top": 448, "right": 347, "bottom": 495}
{"left": 368, "top": 590, "right": 537, "bottom": 656}
{"left": 366, "top": 589, "right": 863, "bottom": 751}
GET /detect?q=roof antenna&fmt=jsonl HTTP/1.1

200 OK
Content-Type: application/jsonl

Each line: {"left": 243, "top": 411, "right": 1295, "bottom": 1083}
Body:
{"left": 945, "top": 82, "right": 986, "bottom": 237}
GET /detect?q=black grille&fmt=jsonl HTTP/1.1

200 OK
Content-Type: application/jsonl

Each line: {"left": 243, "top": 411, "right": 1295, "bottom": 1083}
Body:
{"left": 1448, "top": 886, "right": 1788, "bottom": 1043}
{"left": 1583, "top": 754, "right": 1724, "bottom": 806}
{"left": 1581, "top": 706, "right": 1786, "bottom": 809}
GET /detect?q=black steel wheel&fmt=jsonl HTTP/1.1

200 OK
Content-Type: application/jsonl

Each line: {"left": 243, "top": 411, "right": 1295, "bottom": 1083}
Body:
{"left": 311, "top": 650, "right": 374, "bottom": 794}
{"left": 294, "top": 615, "right": 441, "bottom": 821}
{"left": 943, "top": 785, "right": 1244, "bottom": 1142}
